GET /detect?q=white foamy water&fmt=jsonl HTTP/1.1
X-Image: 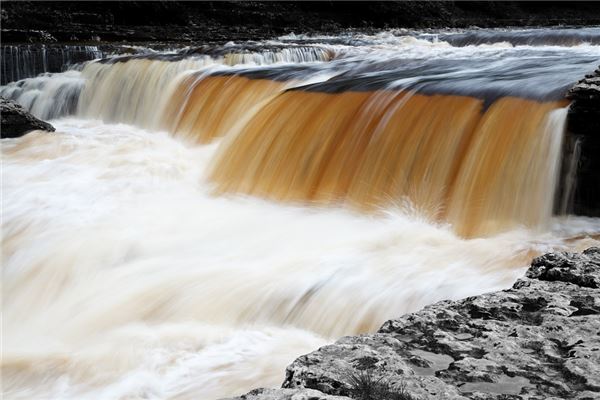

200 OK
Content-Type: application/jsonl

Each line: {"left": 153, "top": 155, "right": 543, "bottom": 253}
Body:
{"left": 2, "top": 119, "right": 599, "bottom": 399}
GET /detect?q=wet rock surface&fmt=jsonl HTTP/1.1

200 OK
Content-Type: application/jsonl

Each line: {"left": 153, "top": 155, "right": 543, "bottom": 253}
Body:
{"left": 564, "top": 66, "right": 600, "bottom": 218}
{"left": 1, "top": 97, "right": 55, "bottom": 138}
{"left": 229, "top": 249, "right": 600, "bottom": 400}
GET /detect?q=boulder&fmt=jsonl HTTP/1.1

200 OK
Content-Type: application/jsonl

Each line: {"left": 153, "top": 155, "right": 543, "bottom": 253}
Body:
{"left": 231, "top": 248, "right": 600, "bottom": 399}
{"left": 1, "top": 97, "right": 55, "bottom": 138}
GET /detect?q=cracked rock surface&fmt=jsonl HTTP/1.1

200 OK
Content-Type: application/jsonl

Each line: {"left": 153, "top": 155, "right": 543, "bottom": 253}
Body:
{"left": 228, "top": 248, "right": 600, "bottom": 400}
{"left": 229, "top": 388, "right": 351, "bottom": 400}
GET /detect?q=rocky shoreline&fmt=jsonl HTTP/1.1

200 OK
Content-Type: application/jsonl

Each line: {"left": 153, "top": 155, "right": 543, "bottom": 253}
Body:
{"left": 228, "top": 248, "right": 600, "bottom": 400}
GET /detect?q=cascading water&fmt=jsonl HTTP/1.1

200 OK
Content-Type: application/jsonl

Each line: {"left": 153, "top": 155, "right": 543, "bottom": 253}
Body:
{"left": 0, "top": 44, "right": 104, "bottom": 85}
{"left": 2, "top": 28, "right": 600, "bottom": 400}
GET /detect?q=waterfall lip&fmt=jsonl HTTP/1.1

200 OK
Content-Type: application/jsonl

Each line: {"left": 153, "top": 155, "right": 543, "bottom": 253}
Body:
{"left": 281, "top": 55, "right": 599, "bottom": 104}
{"left": 431, "top": 26, "right": 600, "bottom": 47}
{"left": 207, "top": 64, "right": 334, "bottom": 82}
{"left": 95, "top": 43, "right": 335, "bottom": 66}
{"left": 278, "top": 26, "right": 600, "bottom": 48}
{"left": 4, "top": 28, "right": 599, "bottom": 127}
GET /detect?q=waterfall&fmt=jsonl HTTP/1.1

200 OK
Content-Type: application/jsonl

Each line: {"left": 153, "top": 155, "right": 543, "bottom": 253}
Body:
{"left": 0, "top": 71, "right": 85, "bottom": 120}
{"left": 1, "top": 44, "right": 104, "bottom": 85}
{"left": 208, "top": 86, "right": 569, "bottom": 237}
{"left": 1, "top": 36, "right": 597, "bottom": 236}
{"left": 2, "top": 27, "right": 600, "bottom": 400}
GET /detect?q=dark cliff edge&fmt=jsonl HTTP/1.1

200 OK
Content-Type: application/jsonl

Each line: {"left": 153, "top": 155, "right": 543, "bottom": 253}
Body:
{"left": 561, "top": 68, "right": 600, "bottom": 218}
{"left": 1, "top": 97, "right": 55, "bottom": 138}
{"left": 2, "top": 1, "right": 600, "bottom": 44}
{"left": 228, "top": 248, "right": 600, "bottom": 400}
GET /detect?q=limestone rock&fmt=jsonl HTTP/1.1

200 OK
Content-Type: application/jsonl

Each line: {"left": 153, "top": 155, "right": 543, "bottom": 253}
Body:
{"left": 527, "top": 247, "right": 600, "bottom": 288}
{"left": 225, "top": 388, "right": 352, "bottom": 400}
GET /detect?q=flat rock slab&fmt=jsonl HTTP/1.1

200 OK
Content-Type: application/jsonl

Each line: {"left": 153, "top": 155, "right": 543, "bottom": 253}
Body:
{"left": 231, "top": 248, "right": 600, "bottom": 400}
{"left": 1, "top": 97, "right": 55, "bottom": 138}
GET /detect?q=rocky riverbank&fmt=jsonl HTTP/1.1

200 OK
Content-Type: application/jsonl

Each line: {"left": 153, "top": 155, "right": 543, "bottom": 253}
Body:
{"left": 229, "top": 248, "right": 600, "bottom": 400}
{"left": 3, "top": 2, "right": 600, "bottom": 44}
{"left": 1, "top": 97, "right": 55, "bottom": 138}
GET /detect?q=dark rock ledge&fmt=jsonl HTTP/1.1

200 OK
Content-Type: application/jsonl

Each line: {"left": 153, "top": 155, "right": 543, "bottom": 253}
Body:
{"left": 228, "top": 248, "right": 600, "bottom": 400}
{"left": 1, "top": 97, "right": 55, "bottom": 138}
{"left": 563, "top": 66, "right": 600, "bottom": 218}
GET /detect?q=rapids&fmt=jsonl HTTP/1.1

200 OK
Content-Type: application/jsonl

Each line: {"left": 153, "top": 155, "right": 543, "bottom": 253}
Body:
{"left": 2, "top": 28, "right": 600, "bottom": 399}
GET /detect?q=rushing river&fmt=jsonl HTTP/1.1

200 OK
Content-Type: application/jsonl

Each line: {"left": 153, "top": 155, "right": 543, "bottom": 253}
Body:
{"left": 2, "top": 28, "right": 600, "bottom": 399}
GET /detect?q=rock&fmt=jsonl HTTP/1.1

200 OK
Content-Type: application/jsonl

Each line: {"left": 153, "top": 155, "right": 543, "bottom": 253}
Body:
{"left": 527, "top": 248, "right": 600, "bottom": 288}
{"left": 568, "top": 68, "right": 600, "bottom": 102}
{"left": 234, "top": 248, "right": 600, "bottom": 399}
{"left": 225, "top": 388, "right": 351, "bottom": 400}
{"left": 562, "top": 66, "right": 600, "bottom": 218}
{"left": 1, "top": 97, "right": 55, "bottom": 138}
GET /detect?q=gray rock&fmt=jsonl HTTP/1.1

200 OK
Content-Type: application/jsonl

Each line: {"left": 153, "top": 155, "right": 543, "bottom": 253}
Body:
{"left": 527, "top": 248, "right": 600, "bottom": 288}
{"left": 275, "top": 248, "right": 600, "bottom": 400}
{"left": 225, "top": 388, "right": 351, "bottom": 400}
{"left": 1, "top": 96, "right": 55, "bottom": 138}
{"left": 567, "top": 67, "right": 600, "bottom": 101}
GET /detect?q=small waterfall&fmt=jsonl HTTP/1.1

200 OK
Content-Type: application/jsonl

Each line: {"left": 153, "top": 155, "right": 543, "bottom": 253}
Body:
{"left": 1, "top": 45, "right": 104, "bottom": 85}
{"left": 77, "top": 58, "right": 216, "bottom": 129}
{"left": 0, "top": 70, "right": 85, "bottom": 120}
{"left": 558, "top": 136, "right": 583, "bottom": 215}
{"left": 220, "top": 46, "right": 335, "bottom": 65}
{"left": 0, "top": 44, "right": 334, "bottom": 124}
